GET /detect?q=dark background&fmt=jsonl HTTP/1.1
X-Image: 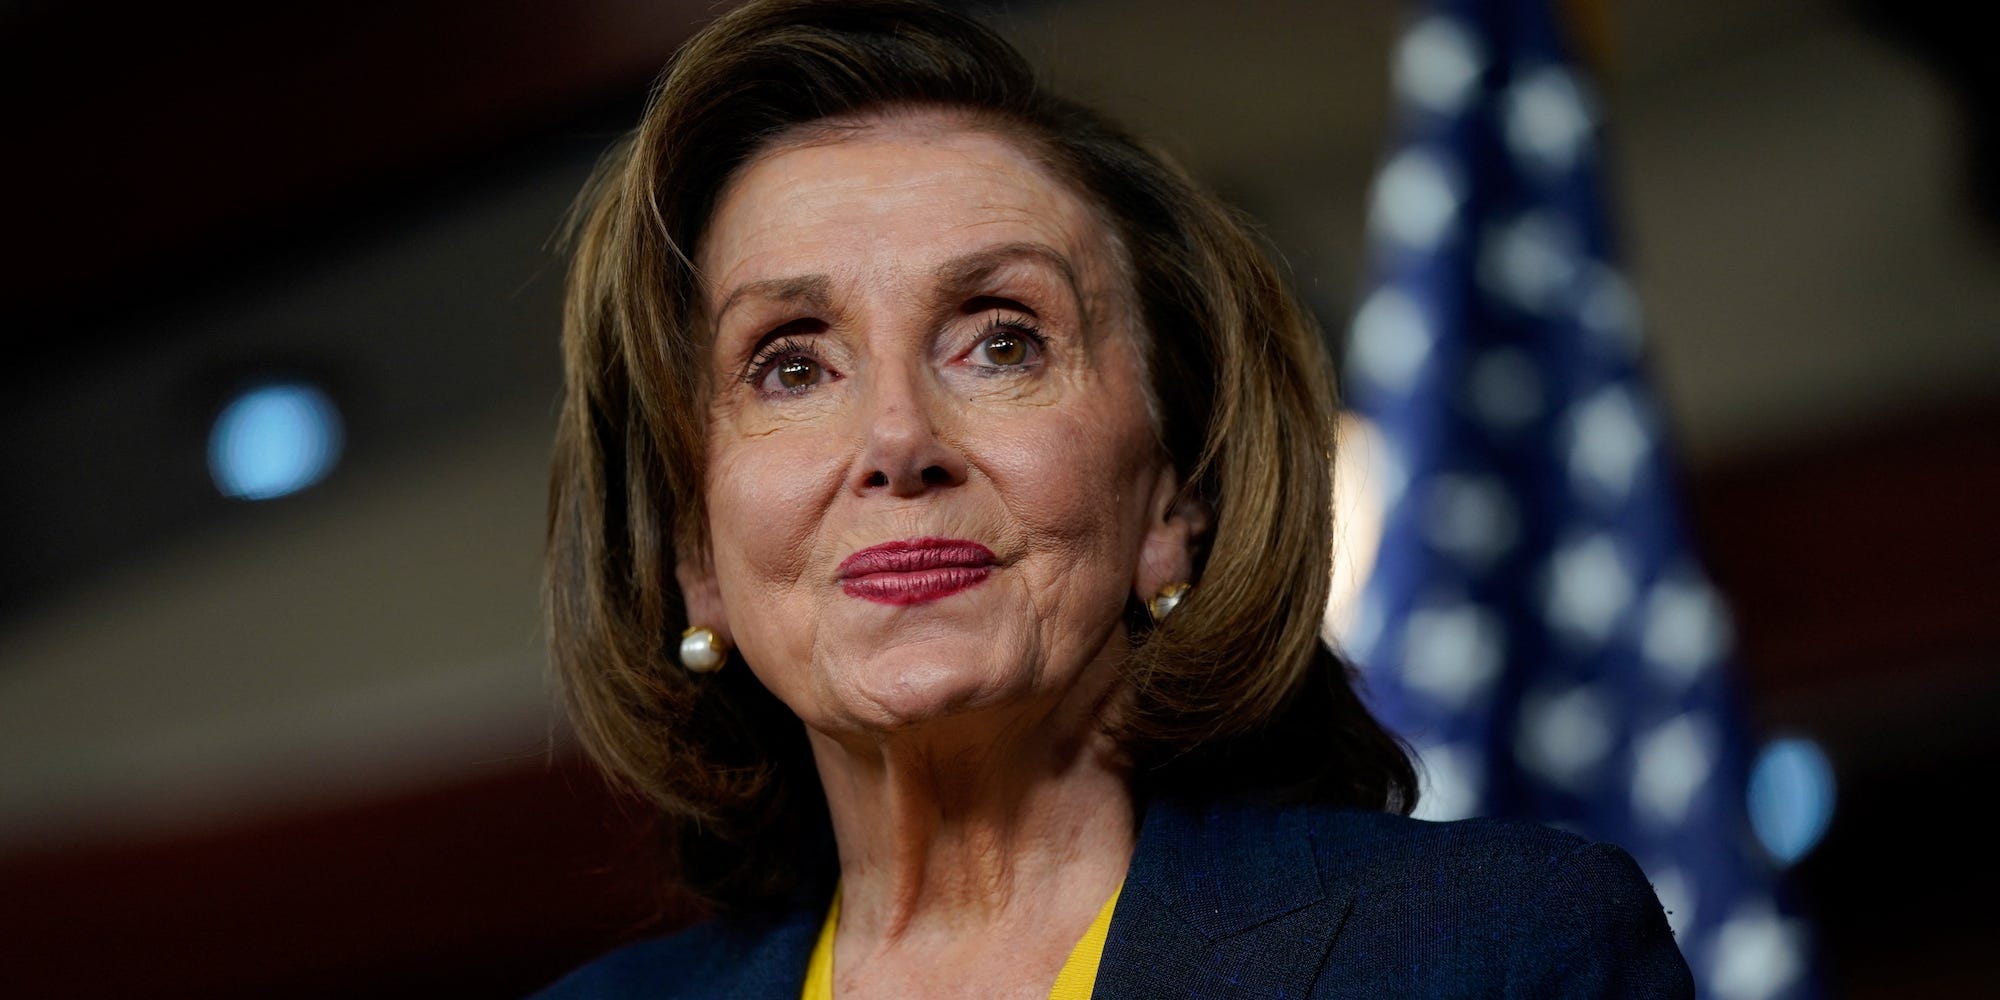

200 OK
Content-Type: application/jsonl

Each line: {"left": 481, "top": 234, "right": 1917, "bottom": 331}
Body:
{"left": 2, "top": 0, "right": 1995, "bottom": 996}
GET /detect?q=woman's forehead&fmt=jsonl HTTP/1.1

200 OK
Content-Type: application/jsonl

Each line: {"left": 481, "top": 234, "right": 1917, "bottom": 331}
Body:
{"left": 696, "top": 112, "right": 1126, "bottom": 306}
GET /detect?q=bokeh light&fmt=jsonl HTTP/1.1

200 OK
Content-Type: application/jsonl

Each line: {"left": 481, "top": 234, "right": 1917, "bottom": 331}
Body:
{"left": 207, "top": 382, "right": 344, "bottom": 500}
{"left": 1748, "top": 736, "right": 1837, "bottom": 867}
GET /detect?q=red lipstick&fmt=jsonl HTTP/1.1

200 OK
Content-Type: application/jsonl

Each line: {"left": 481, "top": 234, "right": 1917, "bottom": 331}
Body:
{"left": 838, "top": 538, "right": 996, "bottom": 605}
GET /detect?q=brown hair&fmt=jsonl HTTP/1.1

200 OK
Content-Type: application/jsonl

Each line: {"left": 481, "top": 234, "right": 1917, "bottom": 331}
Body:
{"left": 546, "top": 0, "right": 1416, "bottom": 913}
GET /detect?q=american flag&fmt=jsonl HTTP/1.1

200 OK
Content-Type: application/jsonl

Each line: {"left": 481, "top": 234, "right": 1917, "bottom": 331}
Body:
{"left": 1337, "top": 2, "right": 1818, "bottom": 997}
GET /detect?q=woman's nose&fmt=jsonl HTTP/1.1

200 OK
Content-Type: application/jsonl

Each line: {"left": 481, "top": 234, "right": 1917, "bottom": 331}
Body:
{"left": 850, "top": 366, "right": 968, "bottom": 498}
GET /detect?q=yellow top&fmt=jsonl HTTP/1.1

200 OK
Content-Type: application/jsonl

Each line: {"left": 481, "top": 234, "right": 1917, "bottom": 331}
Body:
{"left": 800, "top": 881, "right": 1124, "bottom": 1000}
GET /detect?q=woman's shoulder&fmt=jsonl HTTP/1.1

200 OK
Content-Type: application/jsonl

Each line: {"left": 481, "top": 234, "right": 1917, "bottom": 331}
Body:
{"left": 1313, "top": 802, "right": 1643, "bottom": 883}
{"left": 1152, "top": 793, "right": 1639, "bottom": 876}
{"left": 1320, "top": 806, "right": 1692, "bottom": 993}
{"left": 529, "top": 902, "right": 824, "bottom": 1000}
{"left": 1131, "top": 795, "right": 1693, "bottom": 995}
{"left": 1197, "top": 796, "right": 1670, "bottom": 920}
{"left": 527, "top": 922, "right": 731, "bottom": 1000}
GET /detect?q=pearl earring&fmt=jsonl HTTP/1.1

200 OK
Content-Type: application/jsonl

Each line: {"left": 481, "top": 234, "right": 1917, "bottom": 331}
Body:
{"left": 1147, "top": 582, "right": 1190, "bottom": 622}
{"left": 679, "top": 626, "right": 727, "bottom": 673}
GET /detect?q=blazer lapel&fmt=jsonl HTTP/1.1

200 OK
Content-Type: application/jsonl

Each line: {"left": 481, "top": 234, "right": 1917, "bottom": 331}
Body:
{"left": 1094, "top": 796, "right": 1356, "bottom": 999}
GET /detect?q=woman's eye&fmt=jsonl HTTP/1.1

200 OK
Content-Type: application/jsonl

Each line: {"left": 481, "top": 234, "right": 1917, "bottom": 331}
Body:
{"left": 762, "top": 355, "right": 826, "bottom": 392}
{"left": 971, "top": 326, "right": 1042, "bottom": 367}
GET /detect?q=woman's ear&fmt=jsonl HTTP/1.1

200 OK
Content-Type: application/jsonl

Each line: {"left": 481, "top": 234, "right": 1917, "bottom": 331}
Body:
{"left": 1134, "top": 462, "right": 1210, "bottom": 603}
{"left": 674, "top": 544, "right": 734, "bottom": 646}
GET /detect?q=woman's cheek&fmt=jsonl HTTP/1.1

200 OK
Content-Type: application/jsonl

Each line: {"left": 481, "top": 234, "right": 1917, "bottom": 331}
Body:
{"left": 706, "top": 437, "right": 837, "bottom": 704}
{"left": 987, "top": 404, "right": 1150, "bottom": 554}
{"left": 709, "top": 432, "right": 837, "bottom": 587}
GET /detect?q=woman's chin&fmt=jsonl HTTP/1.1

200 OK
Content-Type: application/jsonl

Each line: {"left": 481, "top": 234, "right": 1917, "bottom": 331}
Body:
{"left": 808, "top": 649, "right": 1043, "bottom": 738}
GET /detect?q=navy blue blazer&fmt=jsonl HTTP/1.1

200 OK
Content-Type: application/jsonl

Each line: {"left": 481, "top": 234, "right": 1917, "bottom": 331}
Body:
{"left": 533, "top": 795, "right": 1694, "bottom": 998}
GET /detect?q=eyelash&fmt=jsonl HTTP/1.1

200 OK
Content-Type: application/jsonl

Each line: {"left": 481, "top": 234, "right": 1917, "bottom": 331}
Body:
{"left": 969, "top": 315, "right": 1047, "bottom": 368}
{"left": 741, "top": 336, "right": 822, "bottom": 389}
{"left": 737, "top": 314, "right": 1048, "bottom": 393}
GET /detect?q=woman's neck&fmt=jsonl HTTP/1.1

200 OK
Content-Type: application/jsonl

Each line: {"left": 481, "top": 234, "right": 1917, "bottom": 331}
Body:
{"left": 804, "top": 689, "right": 1136, "bottom": 995}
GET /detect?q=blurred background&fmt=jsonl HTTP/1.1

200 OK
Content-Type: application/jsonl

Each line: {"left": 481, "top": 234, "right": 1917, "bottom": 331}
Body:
{"left": 1, "top": 0, "right": 1993, "bottom": 996}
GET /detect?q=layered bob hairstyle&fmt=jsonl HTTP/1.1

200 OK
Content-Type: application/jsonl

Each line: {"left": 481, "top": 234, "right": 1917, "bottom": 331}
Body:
{"left": 547, "top": 0, "right": 1417, "bottom": 911}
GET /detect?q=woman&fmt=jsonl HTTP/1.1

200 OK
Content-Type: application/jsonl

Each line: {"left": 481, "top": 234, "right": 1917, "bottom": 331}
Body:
{"left": 537, "top": 1, "right": 1692, "bottom": 996}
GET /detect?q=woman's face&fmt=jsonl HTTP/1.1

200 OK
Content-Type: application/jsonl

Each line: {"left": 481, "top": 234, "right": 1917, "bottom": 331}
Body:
{"left": 686, "top": 112, "right": 1201, "bottom": 739}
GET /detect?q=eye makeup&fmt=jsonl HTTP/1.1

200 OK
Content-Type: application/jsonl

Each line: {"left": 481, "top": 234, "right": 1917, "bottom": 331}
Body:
{"left": 965, "top": 314, "right": 1047, "bottom": 372}
{"left": 741, "top": 334, "right": 837, "bottom": 395}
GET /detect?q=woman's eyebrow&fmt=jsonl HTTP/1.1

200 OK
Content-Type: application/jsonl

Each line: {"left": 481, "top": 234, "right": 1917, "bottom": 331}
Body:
{"left": 931, "top": 242, "right": 1079, "bottom": 306}
{"left": 714, "top": 274, "right": 833, "bottom": 326}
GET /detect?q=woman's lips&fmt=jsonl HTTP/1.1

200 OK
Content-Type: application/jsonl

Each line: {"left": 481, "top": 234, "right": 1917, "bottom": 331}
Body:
{"left": 838, "top": 538, "right": 996, "bottom": 605}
